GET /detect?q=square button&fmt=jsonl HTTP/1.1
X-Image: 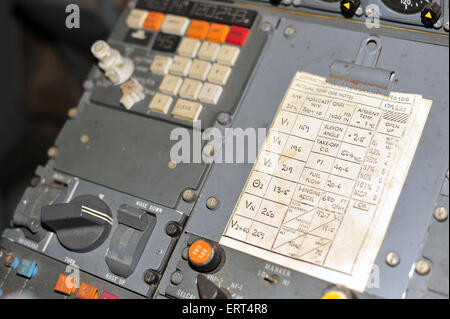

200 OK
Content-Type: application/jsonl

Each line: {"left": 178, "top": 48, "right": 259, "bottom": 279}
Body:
{"left": 149, "top": 93, "right": 173, "bottom": 114}
{"left": 161, "top": 14, "right": 190, "bottom": 36}
{"left": 143, "top": 11, "right": 165, "bottom": 31}
{"left": 226, "top": 26, "right": 250, "bottom": 46}
{"left": 54, "top": 274, "right": 77, "bottom": 296}
{"left": 187, "top": 20, "right": 210, "bottom": 40}
{"left": 206, "top": 23, "right": 230, "bottom": 43}
{"left": 199, "top": 83, "right": 223, "bottom": 105}
{"left": 76, "top": 282, "right": 98, "bottom": 299}
{"left": 188, "top": 59, "right": 212, "bottom": 81}
{"left": 217, "top": 45, "right": 240, "bottom": 66}
{"left": 179, "top": 79, "right": 203, "bottom": 100}
{"left": 152, "top": 33, "right": 181, "bottom": 53}
{"left": 126, "top": 9, "right": 147, "bottom": 29}
{"left": 159, "top": 75, "right": 183, "bottom": 95}
{"left": 207, "top": 64, "right": 231, "bottom": 85}
{"left": 150, "top": 55, "right": 172, "bottom": 74}
{"left": 169, "top": 56, "right": 192, "bottom": 76}
{"left": 177, "top": 38, "right": 201, "bottom": 58}
{"left": 198, "top": 42, "right": 221, "bottom": 61}
{"left": 172, "top": 99, "right": 203, "bottom": 121}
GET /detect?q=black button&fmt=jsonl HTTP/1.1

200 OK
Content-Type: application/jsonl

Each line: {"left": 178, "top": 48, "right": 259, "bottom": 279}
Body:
{"left": 152, "top": 33, "right": 181, "bottom": 53}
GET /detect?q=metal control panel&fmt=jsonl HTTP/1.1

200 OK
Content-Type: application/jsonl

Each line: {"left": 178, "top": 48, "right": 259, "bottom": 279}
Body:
{"left": 0, "top": 0, "right": 448, "bottom": 299}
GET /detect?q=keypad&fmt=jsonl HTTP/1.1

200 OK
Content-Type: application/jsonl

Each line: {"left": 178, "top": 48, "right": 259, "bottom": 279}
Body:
{"left": 123, "top": 2, "right": 256, "bottom": 122}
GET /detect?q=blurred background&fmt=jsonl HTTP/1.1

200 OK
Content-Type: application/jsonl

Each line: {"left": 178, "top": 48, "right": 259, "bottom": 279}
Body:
{"left": 0, "top": 0, "right": 129, "bottom": 231}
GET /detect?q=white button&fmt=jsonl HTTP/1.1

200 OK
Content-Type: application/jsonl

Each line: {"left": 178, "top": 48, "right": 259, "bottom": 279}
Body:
{"left": 159, "top": 75, "right": 183, "bottom": 95}
{"left": 198, "top": 42, "right": 221, "bottom": 61}
{"left": 207, "top": 64, "right": 231, "bottom": 85}
{"left": 177, "top": 38, "right": 201, "bottom": 58}
{"left": 126, "top": 9, "right": 147, "bottom": 29}
{"left": 149, "top": 93, "right": 173, "bottom": 114}
{"left": 150, "top": 55, "right": 172, "bottom": 75}
{"left": 169, "top": 56, "right": 192, "bottom": 76}
{"left": 188, "top": 59, "right": 211, "bottom": 81}
{"left": 172, "top": 99, "right": 203, "bottom": 121}
{"left": 120, "top": 79, "right": 145, "bottom": 110}
{"left": 179, "top": 79, "right": 202, "bottom": 100}
{"left": 217, "top": 45, "right": 240, "bottom": 66}
{"left": 161, "top": 15, "right": 190, "bottom": 36}
{"left": 199, "top": 83, "right": 223, "bottom": 105}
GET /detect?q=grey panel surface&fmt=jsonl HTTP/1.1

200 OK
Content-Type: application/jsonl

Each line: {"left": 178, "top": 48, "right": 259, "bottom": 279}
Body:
{"left": 53, "top": 102, "right": 207, "bottom": 209}
{"left": 184, "top": 12, "right": 449, "bottom": 298}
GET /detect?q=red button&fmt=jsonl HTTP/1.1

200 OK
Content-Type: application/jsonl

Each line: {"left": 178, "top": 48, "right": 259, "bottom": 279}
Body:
{"left": 226, "top": 26, "right": 249, "bottom": 46}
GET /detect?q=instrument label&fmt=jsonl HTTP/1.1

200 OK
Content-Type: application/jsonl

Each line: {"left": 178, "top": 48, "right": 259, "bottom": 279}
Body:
{"left": 220, "top": 72, "right": 432, "bottom": 292}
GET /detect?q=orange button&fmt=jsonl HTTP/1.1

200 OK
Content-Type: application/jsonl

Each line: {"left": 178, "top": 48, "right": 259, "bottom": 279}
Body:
{"left": 76, "top": 282, "right": 98, "bottom": 299}
{"left": 206, "top": 23, "right": 230, "bottom": 43}
{"left": 54, "top": 273, "right": 77, "bottom": 296}
{"left": 189, "top": 240, "right": 212, "bottom": 265}
{"left": 187, "top": 20, "right": 210, "bottom": 40}
{"left": 143, "top": 11, "right": 165, "bottom": 31}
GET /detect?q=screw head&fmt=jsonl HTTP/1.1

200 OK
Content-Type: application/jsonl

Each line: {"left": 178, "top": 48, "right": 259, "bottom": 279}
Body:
{"left": 444, "top": 21, "right": 449, "bottom": 32}
{"left": 47, "top": 147, "right": 59, "bottom": 159}
{"left": 415, "top": 259, "right": 431, "bottom": 276}
{"left": 168, "top": 161, "right": 177, "bottom": 169}
{"left": 261, "top": 21, "right": 272, "bottom": 32}
{"left": 80, "top": 135, "right": 90, "bottom": 144}
{"left": 283, "top": 26, "right": 295, "bottom": 38}
{"left": 3, "top": 253, "right": 15, "bottom": 267}
{"left": 165, "top": 222, "right": 181, "bottom": 237}
{"left": 217, "top": 112, "right": 231, "bottom": 125}
{"left": 385, "top": 251, "right": 400, "bottom": 267}
{"left": 144, "top": 269, "right": 159, "bottom": 285}
{"left": 206, "top": 197, "right": 220, "bottom": 211}
{"left": 202, "top": 144, "right": 215, "bottom": 157}
{"left": 182, "top": 188, "right": 196, "bottom": 203}
{"left": 68, "top": 108, "right": 78, "bottom": 119}
{"left": 170, "top": 270, "right": 184, "bottom": 285}
{"left": 433, "top": 206, "right": 448, "bottom": 222}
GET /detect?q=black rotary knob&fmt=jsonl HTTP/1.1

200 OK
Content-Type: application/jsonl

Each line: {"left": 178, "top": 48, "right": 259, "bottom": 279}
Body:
{"left": 421, "top": 2, "right": 441, "bottom": 27}
{"left": 197, "top": 274, "right": 230, "bottom": 299}
{"left": 188, "top": 239, "right": 223, "bottom": 273}
{"left": 41, "top": 195, "right": 113, "bottom": 252}
{"left": 340, "top": 0, "right": 360, "bottom": 18}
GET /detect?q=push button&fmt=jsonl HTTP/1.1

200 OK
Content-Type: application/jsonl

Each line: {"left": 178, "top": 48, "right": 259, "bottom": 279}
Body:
{"left": 161, "top": 14, "right": 190, "bottom": 36}
{"left": 100, "top": 291, "right": 120, "bottom": 299}
{"left": 226, "top": 26, "right": 249, "bottom": 46}
{"left": 76, "top": 282, "right": 98, "bottom": 299}
{"left": 172, "top": 99, "right": 203, "bottom": 121}
{"left": 143, "top": 11, "right": 165, "bottom": 31}
{"left": 54, "top": 273, "right": 77, "bottom": 296}
{"left": 16, "top": 259, "right": 38, "bottom": 279}
{"left": 206, "top": 23, "right": 230, "bottom": 43}
{"left": 187, "top": 20, "right": 210, "bottom": 40}
{"left": 126, "top": 9, "right": 147, "bottom": 29}
{"left": 188, "top": 239, "right": 223, "bottom": 273}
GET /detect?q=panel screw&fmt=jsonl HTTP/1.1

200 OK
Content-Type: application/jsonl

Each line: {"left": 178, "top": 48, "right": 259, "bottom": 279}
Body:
{"left": 444, "top": 21, "right": 449, "bottom": 32}
{"left": 292, "top": 0, "right": 301, "bottom": 7}
{"left": 217, "top": 112, "right": 231, "bottom": 125}
{"left": 166, "top": 222, "right": 181, "bottom": 237}
{"left": 206, "top": 197, "right": 220, "bottom": 211}
{"left": 68, "top": 108, "right": 78, "bottom": 118}
{"left": 144, "top": 269, "right": 159, "bottom": 285}
{"left": 3, "top": 253, "right": 15, "bottom": 267}
{"left": 47, "top": 147, "right": 59, "bottom": 159}
{"left": 355, "top": 7, "right": 364, "bottom": 16}
{"left": 80, "top": 135, "right": 89, "bottom": 144}
{"left": 385, "top": 251, "right": 400, "bottom": 267}
{"left": 415, "top": 259, "right": 431, "bottom": 276}
{"left": 170, "top": 270, "right": 184, "bottom": 285}
{"left": 168, "top": 161, "right": 177, "bottom": 169}
{"left": 433, "top": 19, "right": 442, "bottom": 29}
{"left": 283, "top": 26, "right": 295, "bottom": 38}
{"left": 182, "top": 188, "right": 196, "bottom": 203}
{"left": 261, "top": 21, "right": 272, "bottom": 32}
{"left": 433, "top": 206, "right": 448, "bottom": 222}
{"left": 203, "top": 144, "right": 215, "bottom": 157}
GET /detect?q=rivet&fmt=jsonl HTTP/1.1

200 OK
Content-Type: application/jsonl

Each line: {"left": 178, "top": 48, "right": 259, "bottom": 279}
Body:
{"left": 433, "top": 206, "right": 448, "bottom": 222}
{"left": 385, "top": 251, "right": 400, "bottom": 267}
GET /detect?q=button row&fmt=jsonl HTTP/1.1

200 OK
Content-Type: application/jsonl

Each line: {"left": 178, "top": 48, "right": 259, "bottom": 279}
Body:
{"left": 127, "top": 9, "right": 249, "bottom": 46}
{"left": 54, "top": 273, "right": 119, "bottom": 299}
